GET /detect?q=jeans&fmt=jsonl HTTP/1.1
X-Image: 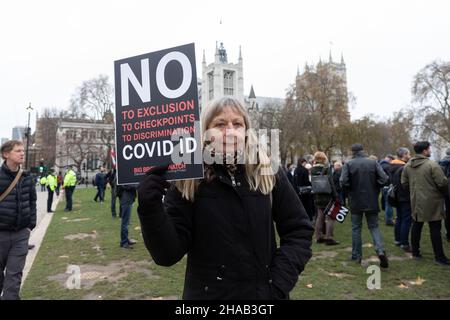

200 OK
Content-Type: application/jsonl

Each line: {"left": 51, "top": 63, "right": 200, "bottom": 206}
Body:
{"left": 65, "top": 186, "right": 75, "bottom": 210}
{"left": 395, "top": 202, "right": 412, "bottom": 246}
{"left": 120, "top": 203, "right": 133, "bottom": 247}
{"left": 382, "top": 187, "right": 394, "bottom": 223}
{"left": 94, "top": 186, "right": 105, "bottom": 202}
{"left": 0, "top": 228, "right": 30, "bottom": 300}
{"left": 351, "top": 212, "right": 385, "bottom": 260}
{"left": 411, "top": 220, "right": 447, "bottom": 261}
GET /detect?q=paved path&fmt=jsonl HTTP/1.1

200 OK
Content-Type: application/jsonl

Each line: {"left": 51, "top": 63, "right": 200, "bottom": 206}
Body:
{"left": 22, "top": 189, "right": 61, "bottom": 285}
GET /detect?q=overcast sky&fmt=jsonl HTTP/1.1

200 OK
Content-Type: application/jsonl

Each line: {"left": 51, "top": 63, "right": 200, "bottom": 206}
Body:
{"left": 1, "top": 0, "right": 449, "bottom": 140}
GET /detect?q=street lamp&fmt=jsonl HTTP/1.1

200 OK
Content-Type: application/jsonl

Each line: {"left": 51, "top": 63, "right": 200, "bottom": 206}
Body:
{"left": 25, "top": 102, "right": 33, "bottom": 170}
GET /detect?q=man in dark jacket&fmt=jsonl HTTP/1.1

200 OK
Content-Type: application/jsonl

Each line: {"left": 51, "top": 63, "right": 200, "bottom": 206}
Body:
{"left": 340, "top": 144, "right": 389, "bottom": 268}
{"left": 390, "top": 147, "right": 412, "bottom": 252}
{"left": 138, "top": 165, "right": 313, "bottom": 299}
{"left": 438, "top": 147, "right": 450, "bottom": 243}
{"left": 0, "top": 140, "right": 37, "bottom": 300}
{"left": 117, "top": 184, "right": 137, "bottom": 249}
{"left": 93, "top": 167, "right": 106, "bottom": 203}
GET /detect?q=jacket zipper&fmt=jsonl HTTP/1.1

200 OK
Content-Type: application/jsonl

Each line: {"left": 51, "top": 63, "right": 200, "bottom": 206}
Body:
{"left": 229, "top": 172, "right": 236, "bottom": 187}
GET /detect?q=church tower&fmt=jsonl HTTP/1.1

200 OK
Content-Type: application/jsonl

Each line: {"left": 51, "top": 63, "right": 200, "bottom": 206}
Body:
{"left": 201, "top": 42, "right": 244, "bottom": 109}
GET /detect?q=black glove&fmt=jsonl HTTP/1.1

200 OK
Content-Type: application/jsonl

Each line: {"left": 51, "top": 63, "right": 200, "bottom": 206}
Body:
{"left": 137, "top": 165, "right": 171, "bottom": 209}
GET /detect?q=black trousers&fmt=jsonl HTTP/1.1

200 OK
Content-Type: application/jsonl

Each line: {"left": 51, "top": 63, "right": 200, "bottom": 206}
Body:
{"left": 65, "top": 186, "right": 75, "bottom": 210}
{"left": 47, "top": 187, "right": 54, "bottom": 212}
{"left": 411, "top": 220, "right": 447, "bottom": 261}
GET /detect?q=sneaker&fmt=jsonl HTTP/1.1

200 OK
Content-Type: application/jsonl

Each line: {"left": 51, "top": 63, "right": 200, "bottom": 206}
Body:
{"left": 121, "top": 244, "right": 134, "bottom": 250}
{"left": 378, "top": 252, "right": 389, "bottom": 268}
{"left": 316, "top": 238, "right": 327, "bottom": 244}
{"left": 64, "top": 208, "right": 70, "bottom": 212}
{"left": 435, "top": 258, "right": 450, "bottom": 266}
{"left": 28, "top": 244, "right": 35, "bottom": 250}
{"left": 325, "top": 239, "right": 340, "bottom": 246}
{"left": 128, "top": 239, "right": 137, "bottom": 245}
{"left": 394, "top": 241, "right": 401, "bottom": 246}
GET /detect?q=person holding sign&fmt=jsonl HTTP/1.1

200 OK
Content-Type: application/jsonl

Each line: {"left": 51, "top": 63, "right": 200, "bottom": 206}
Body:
{"left": 137, "top": 97, "right": 313, "bottom": 300}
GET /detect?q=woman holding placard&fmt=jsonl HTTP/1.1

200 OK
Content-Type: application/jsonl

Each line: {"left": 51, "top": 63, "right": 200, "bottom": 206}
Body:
{"left": 137, "top": 97, "right": 313, "bottom": 300}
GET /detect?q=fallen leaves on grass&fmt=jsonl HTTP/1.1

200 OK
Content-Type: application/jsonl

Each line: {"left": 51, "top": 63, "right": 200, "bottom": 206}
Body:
{"left": 409, "top": 277, "right": 426, "bottom": 286}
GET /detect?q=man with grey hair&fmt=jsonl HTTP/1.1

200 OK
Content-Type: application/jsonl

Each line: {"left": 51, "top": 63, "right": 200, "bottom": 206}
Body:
{"left": 389, "top": 147, "right": 412, "bottom": 251}
{"left": 438, "top": 147, "right": 450, "bottom": 243}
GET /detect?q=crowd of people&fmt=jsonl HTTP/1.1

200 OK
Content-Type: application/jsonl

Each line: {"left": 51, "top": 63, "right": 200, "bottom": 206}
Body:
{"left": 285, "top": 141, "right": 450, "bottom": 267}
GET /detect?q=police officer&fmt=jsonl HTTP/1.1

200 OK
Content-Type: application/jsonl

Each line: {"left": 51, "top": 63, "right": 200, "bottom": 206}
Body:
{"left": 46, "top": 169, "right": 57, "bottom": 213}
{"left": 63, "top": 166, "right": 77, "bottom": 212}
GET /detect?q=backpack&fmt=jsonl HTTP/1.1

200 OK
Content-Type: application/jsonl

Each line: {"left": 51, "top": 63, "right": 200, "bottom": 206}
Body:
{"left": 387, "top": 165, "right": 404, "bottom": 207}
{"left": 311, "top": 165, "right": 332, "bottom": 194}
{"left": 387, "top": 184, "right": 398, "bottom": 207}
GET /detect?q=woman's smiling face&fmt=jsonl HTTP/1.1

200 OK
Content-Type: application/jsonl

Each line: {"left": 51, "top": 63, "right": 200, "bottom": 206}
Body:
{"left": 207, "top": 105, "right": 246, "bottom": 155}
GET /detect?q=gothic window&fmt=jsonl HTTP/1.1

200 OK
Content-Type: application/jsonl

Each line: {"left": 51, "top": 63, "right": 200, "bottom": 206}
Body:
{"left": 223, "top": 70, "right": 234, "bottom": 96}
{"left": 89, "top": 131, "right": 96, "bottom": 140}
{"left": 208, "top": 72, "right": 214, "bottom": 100}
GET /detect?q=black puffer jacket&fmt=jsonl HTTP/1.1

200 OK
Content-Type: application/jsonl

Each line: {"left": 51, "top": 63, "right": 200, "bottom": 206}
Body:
{"left": 0, "top": 163, "right": 37, "bottom": 231}
{"left": 138, "top": 165, "right": 313, "bottom": 300}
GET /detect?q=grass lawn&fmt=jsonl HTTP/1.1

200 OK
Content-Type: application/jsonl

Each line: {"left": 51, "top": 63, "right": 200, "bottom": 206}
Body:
{"left": 21, "top": 187, "right": 450, "bottom": 300}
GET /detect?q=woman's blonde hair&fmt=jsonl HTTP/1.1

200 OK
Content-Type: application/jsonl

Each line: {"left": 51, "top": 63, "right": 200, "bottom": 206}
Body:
{"left": 174, "top": 97, "right": 275, "bottom": 201}
{"left": 313, "top": 151, "right": 328, "bottom": 164}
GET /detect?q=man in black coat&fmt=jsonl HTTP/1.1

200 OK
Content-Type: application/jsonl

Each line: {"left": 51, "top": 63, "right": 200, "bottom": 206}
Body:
{"left": 340, "top": 144, "right": 389, "bottom": 268}
{"left": 93, "top": 167, "right": 107, "bottom": 203}
{"left": 0, "top": 140, "right": 36, "bottom": 300}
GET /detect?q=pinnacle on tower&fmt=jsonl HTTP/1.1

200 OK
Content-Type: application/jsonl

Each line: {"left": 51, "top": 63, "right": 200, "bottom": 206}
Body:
{"left": 249, "top": 85, "right": 256, "bottom": 99}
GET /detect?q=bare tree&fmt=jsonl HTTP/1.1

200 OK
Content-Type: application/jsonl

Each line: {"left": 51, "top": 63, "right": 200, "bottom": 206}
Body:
{"left": 70, "top": 75, "right": 114, "bottom": 121}
{"left": 295, "top": 62, "right": 351, "bottom": 157}
{"left": 412, "top": 60, "right": 450, "bottom": 143}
